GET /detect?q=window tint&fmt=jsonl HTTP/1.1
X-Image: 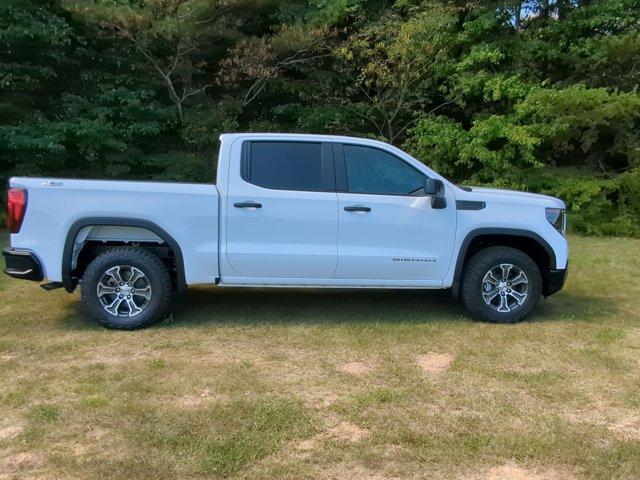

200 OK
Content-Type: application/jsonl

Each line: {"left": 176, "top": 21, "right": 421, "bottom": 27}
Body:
{"left": 343, "top": 145, "right": 424, "bottom": 195}
{"left": 245, "top": 142, "right": 324, "bottom": 191}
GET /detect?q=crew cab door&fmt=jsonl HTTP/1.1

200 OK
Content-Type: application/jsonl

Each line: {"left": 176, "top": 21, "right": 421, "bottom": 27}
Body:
{"left": 224, "top": 140, "right": 338, "bottom": 280}
{"left": 334, "top": 143, "right": 456, "bottom": 284}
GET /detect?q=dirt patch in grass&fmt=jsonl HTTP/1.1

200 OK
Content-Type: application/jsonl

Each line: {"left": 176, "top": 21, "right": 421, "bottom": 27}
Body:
{"left": 300, "top": 389, "right": 340, "bottom": 410}
{"left": 295, "top": 413, "right": 370, "bottom": 452}
{"left": 295, "top": 438, "right": 317, "bottom": 451}
{"left": 415, "top": 352, "right": 454, "bottom": 374}
{"left": 327, "top": 420, "right": 369, "bottom": 442}
{"left": 481, "top": 464, "right": 569, "bottom": 480}
{"left": 62, "top": 426, "right": 131, "bottom": 463}
{"left": 0, "top": 423, "right": 23, "bottom": 441}
{"left": 0, "top": 452, "right": 41, "bottom": 475}
{"left": 609, "top": 414, "right": 640, "bottom": 439}
{"left": 86, "top": 428, "right": 109, "bottom": 441}
{"left": 71, "top": 442, "right": 90, "bottom": 456}
{"left": 565, "top": 406, "right": 640, "bottom": 440}
{"left": 337, "top": 360, "right": 377, "bottom": 375}
{"left": 627, "top": 327, "right": 640, "bottom": 342}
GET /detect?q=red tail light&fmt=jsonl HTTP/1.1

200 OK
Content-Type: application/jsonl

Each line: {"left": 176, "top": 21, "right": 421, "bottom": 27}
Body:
{"left": 6, "top": 188, "right": 27, "bottom": 233}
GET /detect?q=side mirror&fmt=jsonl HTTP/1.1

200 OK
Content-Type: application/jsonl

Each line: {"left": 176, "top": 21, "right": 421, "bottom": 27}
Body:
{"left": 423, "top": 178, "right": 439, "bottom": 196}
{"left": 423, "top": 178, "right": 446, "bottom": 209}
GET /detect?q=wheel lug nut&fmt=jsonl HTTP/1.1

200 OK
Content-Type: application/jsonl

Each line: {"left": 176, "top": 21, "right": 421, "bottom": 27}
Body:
{"left": 118, "top": 294, "right": 123, "bottom": 298}
{"left": 116, "top": 288, "right": 120, "bottom": 292}
{"left": 127, "top": 295, "right": 131, "bottom": 299}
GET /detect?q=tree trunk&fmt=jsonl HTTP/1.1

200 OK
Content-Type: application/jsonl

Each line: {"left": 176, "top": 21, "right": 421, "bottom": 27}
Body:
{"left": 162, "top": 75, "right": 184, "bottom": 123}
{"left": 557, "top": 0, "right": 570, "bottom": 20}
{"left": 540, "top": 0, "right": 550, "bottom": 20}
{"left": 386, "top": 117, "right": 395, "bottom": 145}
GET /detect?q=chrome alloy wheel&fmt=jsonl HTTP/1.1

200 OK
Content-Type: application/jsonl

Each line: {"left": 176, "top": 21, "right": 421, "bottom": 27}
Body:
{"left": 96, "top": 265, "right": 152, "bottom": 317}
{"left": 481, "top": 263, "right": 528, "bottom": 313}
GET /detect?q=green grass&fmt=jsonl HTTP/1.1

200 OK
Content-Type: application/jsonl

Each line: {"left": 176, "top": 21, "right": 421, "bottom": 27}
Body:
{"left": 1, "top": 233, "right": 640, "bottom": 479}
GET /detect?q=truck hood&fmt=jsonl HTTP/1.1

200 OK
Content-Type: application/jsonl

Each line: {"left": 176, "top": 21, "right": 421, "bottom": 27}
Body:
{"left": 461, "top": 186, "right": 565, "bottom": 208}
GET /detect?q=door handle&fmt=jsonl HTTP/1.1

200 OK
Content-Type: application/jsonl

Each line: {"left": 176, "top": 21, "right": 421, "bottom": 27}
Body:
{"left": 234, "top": 201, "right": 262, "bottom": 209}
{"left": 344, "top": 205, "right": 371, "bottom": 212}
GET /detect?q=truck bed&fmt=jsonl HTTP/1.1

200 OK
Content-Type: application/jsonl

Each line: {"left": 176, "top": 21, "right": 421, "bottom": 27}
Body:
{"left": 8, "top": 177, "right": 220, "bottom": 284}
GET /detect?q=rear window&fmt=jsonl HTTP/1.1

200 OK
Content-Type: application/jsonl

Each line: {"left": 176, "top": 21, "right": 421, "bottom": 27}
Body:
{"left": 243, "top": 141, "right": 325, "bottom": 191}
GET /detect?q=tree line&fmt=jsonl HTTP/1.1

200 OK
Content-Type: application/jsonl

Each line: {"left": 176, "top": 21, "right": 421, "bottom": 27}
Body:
{"left": 1, "top": 0, "right": 639, "bottom": 235}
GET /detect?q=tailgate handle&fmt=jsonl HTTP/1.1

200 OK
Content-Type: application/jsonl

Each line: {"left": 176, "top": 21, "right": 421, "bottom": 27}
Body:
{"left": 234, "top": 201, "right": 262, "bottom": 209}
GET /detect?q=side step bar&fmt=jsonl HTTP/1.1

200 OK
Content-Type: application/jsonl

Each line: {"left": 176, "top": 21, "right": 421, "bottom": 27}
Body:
{"left": 40, "top": 282, "right": 64, "bottom": 291}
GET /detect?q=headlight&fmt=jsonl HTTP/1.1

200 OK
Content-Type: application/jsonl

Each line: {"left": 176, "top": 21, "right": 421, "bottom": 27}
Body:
{"left": 545, "top": 208, "right": 566, "bottom": 236}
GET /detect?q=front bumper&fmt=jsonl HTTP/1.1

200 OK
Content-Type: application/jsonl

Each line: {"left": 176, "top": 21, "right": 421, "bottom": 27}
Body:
{"left": 544, "top": 263, "right": 568, "bottom": 297}
{"left": 3, "top": 248, "right": 43, "bottom": 281}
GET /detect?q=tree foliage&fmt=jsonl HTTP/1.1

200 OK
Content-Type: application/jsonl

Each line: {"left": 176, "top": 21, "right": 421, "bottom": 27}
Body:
{"left": 1, "top": 0, "right": 639, "bottom": 235}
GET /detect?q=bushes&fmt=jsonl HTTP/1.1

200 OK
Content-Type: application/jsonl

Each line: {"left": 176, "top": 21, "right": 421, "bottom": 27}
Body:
{"left": 404, "top": 84, "right": 640, "bottom": 236}
{"left": 511, "top": 169, "right": 640, "bottom": 237}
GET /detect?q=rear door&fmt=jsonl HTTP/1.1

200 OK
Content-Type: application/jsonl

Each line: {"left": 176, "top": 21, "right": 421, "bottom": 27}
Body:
{"left": 334, "top": 143, "right": 456, "bottom": 284}
{"left": 224, "top": 140, "right": 338, "bottom": 280}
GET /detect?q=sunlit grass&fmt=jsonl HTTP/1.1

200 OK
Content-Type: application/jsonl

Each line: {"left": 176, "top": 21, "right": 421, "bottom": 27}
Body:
{"left": 1, "top": 233, "right": 639, "bottom": 479}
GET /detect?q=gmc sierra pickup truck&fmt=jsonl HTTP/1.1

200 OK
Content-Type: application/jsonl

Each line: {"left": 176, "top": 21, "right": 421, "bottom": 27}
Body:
{"left": 4, "top": 133, "right": 568, "bottom": 329}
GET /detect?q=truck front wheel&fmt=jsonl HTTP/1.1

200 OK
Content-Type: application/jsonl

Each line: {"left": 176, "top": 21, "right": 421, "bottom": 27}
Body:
{"left": 461, "top": 246, "right": 542, "bottom": 323}
{"left": 81, "top": 247, "right": 172, "bottom": 329}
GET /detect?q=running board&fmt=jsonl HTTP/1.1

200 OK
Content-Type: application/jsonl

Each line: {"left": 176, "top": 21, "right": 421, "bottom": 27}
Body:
{"left": 40, "top": 282, "right": 64, "bottom": 291}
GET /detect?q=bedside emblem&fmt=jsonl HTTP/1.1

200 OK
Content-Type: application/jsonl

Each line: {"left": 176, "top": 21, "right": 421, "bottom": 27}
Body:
{"left": 392, "top": 257, "right": 436, "bottom": 263}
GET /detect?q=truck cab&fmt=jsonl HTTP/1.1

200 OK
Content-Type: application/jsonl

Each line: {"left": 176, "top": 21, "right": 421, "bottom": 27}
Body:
{"left": 4, "top": 133, "right": 568, "bottom": 329}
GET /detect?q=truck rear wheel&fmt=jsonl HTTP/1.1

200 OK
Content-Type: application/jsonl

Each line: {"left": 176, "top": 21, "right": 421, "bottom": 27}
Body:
{"left": 81, "top": 247, "right": 172, "bottom": 329}
{"left": 461, "top": 246, "right": 542, "bottom": 323}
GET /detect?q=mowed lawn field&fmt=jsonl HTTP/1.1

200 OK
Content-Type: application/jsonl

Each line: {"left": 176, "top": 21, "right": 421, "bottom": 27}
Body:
{"left": 1, "top": 233, "right": 640, "bottom": 480}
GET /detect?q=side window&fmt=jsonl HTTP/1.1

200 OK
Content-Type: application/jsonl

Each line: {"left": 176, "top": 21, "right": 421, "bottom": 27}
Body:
{"left": 243, "top": 141, "right": 325, "bottom": 191}
{"left": 343, "top": 145, "right": 425, "bottom": 195}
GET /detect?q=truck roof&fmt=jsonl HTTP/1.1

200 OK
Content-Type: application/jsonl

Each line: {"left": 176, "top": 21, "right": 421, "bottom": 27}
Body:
{"left": 219, "top": 132, "right": 391, "bottom": 148}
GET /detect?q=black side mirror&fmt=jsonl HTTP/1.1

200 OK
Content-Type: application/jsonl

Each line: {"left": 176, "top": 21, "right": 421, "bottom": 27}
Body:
{"left": 423, "top": 178, "right": 446, "bottom": 209}
{"left": 423, "top": 178, "right": 439, "bottom": 195}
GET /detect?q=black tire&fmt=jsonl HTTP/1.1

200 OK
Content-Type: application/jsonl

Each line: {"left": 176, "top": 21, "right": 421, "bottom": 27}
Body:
{"left": 81, "top": 247, "right": 172, "bottom": 330}
{"left": 461, "top": 246, "right": 542, "bottom": 324}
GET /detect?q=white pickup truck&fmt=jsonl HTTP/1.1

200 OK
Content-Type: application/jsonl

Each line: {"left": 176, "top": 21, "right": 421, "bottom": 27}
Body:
{"left": 4, "top": 133, "right": 568, "bottom": 329}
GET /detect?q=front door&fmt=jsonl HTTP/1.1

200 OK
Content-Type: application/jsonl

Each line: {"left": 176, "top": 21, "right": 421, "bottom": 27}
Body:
{"left": 334, "top": 143, "right": 456, "bottom": 284}
{"left": 225, "top": 140, "right": 338, "bottom": 280}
